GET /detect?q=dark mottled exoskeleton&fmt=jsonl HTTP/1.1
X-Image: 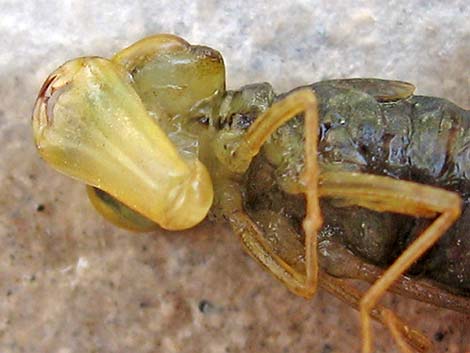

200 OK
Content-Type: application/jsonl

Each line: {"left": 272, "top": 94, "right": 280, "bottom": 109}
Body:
{"left": 243, "top": 79, "right": 470, "bottom": 296}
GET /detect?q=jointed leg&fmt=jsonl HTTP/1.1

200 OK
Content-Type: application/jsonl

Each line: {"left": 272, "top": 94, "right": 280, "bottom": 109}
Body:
{"left": 226, "top": 206, "right": 310, "bottom": 297}
{"left": 382, "top": 309, "right": 414, "bottom": 353}
{"left": 319, "top": 272, "right": 431, "bottom": 353}
{"left": 320, "top": 172, "right": 462, "bottom": 353}
{"left": 319, "top": 236, "right": 470, "bottom": 314}
{"left": 220, "top": 88, "right": 322, "bottom": 298}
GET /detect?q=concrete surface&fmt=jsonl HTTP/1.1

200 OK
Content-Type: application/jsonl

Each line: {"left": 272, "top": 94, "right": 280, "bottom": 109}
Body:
{"left": 0, "top": 1, "right": 469, "bottom": 353}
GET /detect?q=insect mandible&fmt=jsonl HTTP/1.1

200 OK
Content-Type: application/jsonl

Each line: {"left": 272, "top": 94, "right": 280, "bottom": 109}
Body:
{"left": 32, "top": 34, "right": 470, "bottom": 353}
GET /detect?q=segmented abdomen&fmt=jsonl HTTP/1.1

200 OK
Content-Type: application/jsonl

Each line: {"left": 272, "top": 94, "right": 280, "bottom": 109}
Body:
{"left": 310, "top": 81, "right": 470, "bottom": 294}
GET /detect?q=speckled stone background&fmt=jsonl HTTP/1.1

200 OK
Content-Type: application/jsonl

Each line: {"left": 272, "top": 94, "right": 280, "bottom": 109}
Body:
{"left": 1, "top": 1, "right": 469, "bottom": 353}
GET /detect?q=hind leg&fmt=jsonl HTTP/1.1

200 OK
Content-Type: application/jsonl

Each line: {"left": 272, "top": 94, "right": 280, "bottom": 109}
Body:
{"left": 319, "top": 272, "right": 431, "bottom": 353}
{"left": 319, "top": 172, "right": 462, "bottom": 353}
{"left": 319, "top": 238, "right": 470, "bottom": 314}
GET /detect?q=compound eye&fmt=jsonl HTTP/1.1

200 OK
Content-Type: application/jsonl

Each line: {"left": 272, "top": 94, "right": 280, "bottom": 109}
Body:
{"left": 113, "top": 34, "right": 226, "bottom": 119}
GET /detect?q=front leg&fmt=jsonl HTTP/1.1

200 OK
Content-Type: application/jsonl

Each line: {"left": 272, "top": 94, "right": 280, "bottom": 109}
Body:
{"left": 215, "top": 89, "right": 322, "bottom": 297}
